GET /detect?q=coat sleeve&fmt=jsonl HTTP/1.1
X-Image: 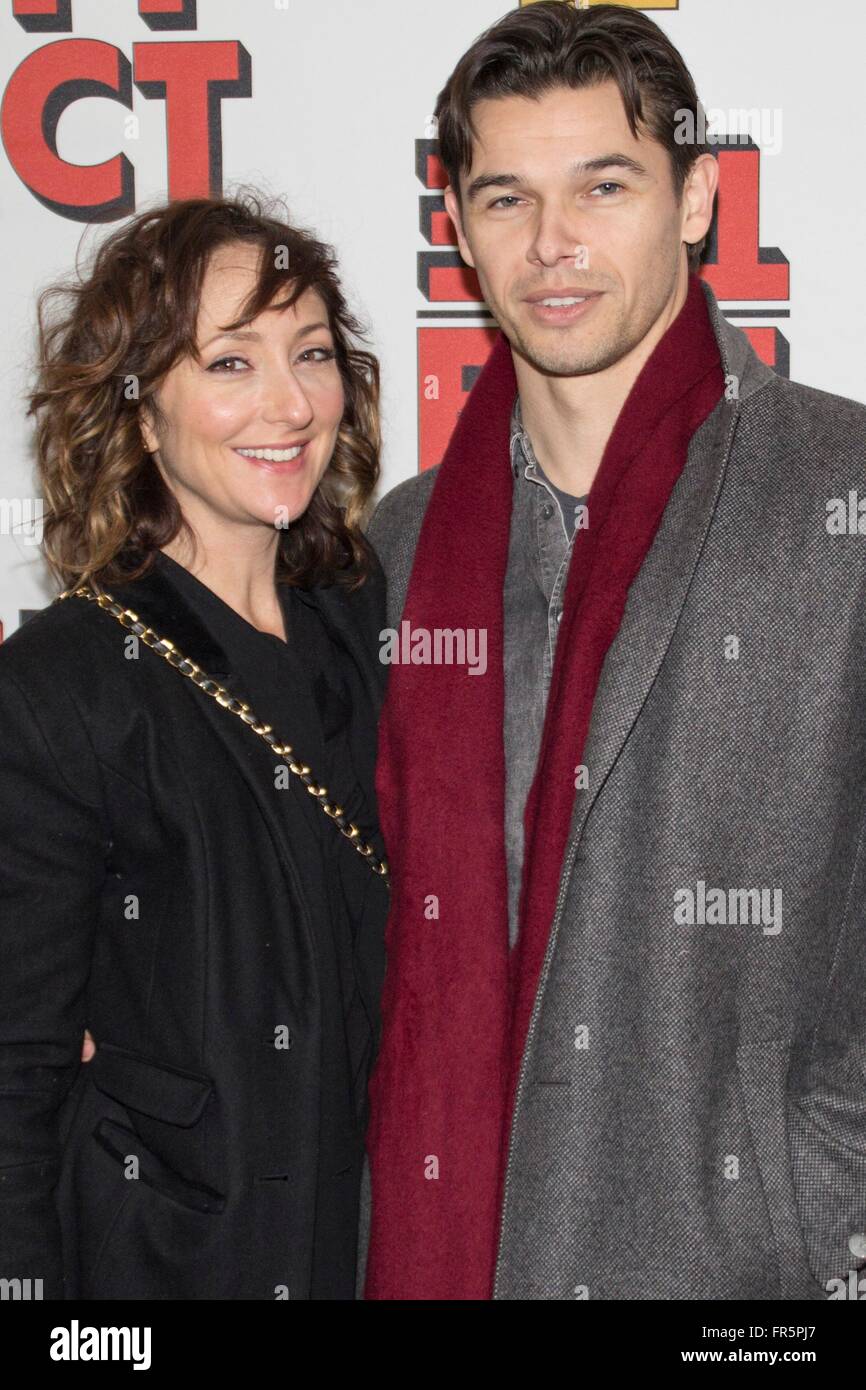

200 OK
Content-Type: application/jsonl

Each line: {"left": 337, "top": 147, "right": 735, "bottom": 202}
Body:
{"left": 0, "top": 659, "right": 109, "bottom": 1298}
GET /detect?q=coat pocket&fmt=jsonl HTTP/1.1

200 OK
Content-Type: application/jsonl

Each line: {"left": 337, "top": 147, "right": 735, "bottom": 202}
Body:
{"left": 86, "top": 1043, "right": 227, "bottom": 1215}
{"left": 87, "top": 1042, "right": 214, "bottom": 1127}
{"left": 736, "top": 1039, "right": 866, "bottom": 1298}
{"left": 82, "top": 1117, "right": 228, "bottom": 1298}
{"left": 735, "top": 1040, "right": 825, "bottom": 1299}
{"left": 787, "top": 1097, "right": 866, "bottom": 1291}
{"left": 92, "top": 1116, "right": 226, "bottom": 1215}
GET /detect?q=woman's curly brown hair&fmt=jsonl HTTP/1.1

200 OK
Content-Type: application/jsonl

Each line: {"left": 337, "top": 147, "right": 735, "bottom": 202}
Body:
{"left": 29, "top": 191, "right": 381, "bottom": 592}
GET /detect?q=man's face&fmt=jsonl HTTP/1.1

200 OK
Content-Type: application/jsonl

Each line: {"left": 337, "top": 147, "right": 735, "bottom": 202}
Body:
{"left": 444, "top": 81, "right": 716, "bottom": 377}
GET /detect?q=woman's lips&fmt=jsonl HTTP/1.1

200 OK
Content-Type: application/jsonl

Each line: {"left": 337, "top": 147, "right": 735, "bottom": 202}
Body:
{"left": 232, "top": 441, "right": 310, "bottom": 473}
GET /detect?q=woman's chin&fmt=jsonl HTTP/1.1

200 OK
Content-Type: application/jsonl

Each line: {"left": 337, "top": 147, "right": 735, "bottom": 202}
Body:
{"left": 255, "top": 494, "right": 314, "bottom": 532}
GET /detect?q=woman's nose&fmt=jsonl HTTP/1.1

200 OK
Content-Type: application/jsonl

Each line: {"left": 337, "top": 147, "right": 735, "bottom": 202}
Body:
{"left": 261, "top": 368, "right": 314, "bottom": 428}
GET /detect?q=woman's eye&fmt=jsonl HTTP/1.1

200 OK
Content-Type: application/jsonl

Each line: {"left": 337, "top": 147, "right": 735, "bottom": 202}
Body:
{"left": 207, "top": 355, "right": 248, "bottom": 373}
{"left": 297, "top": 347, "right": 337, "bottom": 364}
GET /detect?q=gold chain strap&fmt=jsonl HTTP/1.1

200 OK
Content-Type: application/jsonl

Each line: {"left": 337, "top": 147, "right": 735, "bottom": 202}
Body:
{"left": 55, "top": 584, "right": 389, "bottom": 887}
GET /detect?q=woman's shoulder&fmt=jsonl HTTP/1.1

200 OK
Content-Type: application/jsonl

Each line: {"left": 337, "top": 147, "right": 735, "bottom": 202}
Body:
{"left": 0, "top": 592, "right": 116, "bottom": 699}
{"left": 0, "top": 597, "right": 119, "bottom": 801}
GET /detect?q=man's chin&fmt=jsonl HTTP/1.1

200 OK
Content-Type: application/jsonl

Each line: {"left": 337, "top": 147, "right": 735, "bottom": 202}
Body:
{"left": 516, "top": 337, "right": 621, "bottom": 378}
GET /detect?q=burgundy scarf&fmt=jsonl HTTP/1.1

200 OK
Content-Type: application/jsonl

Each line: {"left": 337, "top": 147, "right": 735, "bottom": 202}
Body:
{"left": 365, "top": 274, "right": 724, "bottom": 1300}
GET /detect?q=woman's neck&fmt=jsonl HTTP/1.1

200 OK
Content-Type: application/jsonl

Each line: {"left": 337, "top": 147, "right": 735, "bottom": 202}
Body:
{"left": 160, "top": 526, "right": 287, "bottom": 642}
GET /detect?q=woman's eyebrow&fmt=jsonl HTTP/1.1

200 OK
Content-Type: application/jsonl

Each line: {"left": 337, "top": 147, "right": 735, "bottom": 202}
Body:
{"left": 200, "top": 321, "right": 331, "bottom": 350}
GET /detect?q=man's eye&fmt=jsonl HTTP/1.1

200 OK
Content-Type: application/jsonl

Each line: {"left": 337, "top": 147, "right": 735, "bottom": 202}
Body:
{"left": 207, "top": 356, "right": 248, "bottom": 372}
{"left": 490, "top": 195, "right": 523, "bottom": 209}
{"left": 591, "top": 182, "right": 624, "bottom": 197}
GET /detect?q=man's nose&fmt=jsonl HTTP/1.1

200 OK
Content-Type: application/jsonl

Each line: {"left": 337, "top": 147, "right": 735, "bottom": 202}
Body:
{"left": 527, "top": 201, "right": 592, "bottom": 269}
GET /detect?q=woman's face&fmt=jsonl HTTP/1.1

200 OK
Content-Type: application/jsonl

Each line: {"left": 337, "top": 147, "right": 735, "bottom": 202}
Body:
{"left": 140, "top": 241, "right": 345, "bottom": 539}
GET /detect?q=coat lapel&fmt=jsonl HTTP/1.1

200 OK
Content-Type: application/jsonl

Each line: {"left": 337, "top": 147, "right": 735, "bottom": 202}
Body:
{"left": 101, "top": 558, "right": 383, "bottom": 1098}
{"left": 568, "top": 284, "right": 776, "bottom": 851}
{"left": 107, "top": 560, "right": 233, "bottom": 679}
{"left": 292, "top": 569, "right": 388, "bottom": 716}
{"left": 104, "top": 559, "right": 328, "bottom": 868}
{"left": 106, "top": 557, "right": 386, "bottom": 709}
{"left": 105, "top": 557, "right": 387, "bottom": 866}
{"left": 292, "top": 570, "right": 389, "bottom": 866}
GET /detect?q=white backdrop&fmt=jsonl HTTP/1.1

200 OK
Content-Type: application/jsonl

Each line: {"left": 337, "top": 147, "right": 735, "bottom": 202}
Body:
{"left": 1, "top": 0, "right": 864, "bottom": 637}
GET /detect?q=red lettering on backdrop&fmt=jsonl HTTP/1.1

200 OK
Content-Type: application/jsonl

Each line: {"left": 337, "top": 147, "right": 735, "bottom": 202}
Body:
{"left": 12, "top": 0, "right": 72, "bottom": 33}
{"left": 701, "top": 138, "right": 789, "bottom": 300}
{"left": 1, "top": 37, "right": 251, "bottom": 215}
{"left": 739, "top": 326, "right": 789, "bottom": 377}
{"left": 1, "top": 40, "right": 134, "bottom": 220}
{"left": 418, "top": 326, "right": 500, "bottom": 474}
{"left": 417, "top": 136, "right": 791, "bottom": 471}
{"left": 134, "top": 41, "right": 251, "bottom": 199}
{"left": 138, "top": 0, "right": 198, "bottom": 30}
{"left": 417, "top": 142, "right": 480, "bottom": 302}
{"left": 12, "top": 1, "right": 197, "bottom": 30}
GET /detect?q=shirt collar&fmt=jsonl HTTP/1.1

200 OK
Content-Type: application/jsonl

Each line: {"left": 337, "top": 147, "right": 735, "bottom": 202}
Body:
{"left": 510, "top": 392, "right": 537, "bottom": 481}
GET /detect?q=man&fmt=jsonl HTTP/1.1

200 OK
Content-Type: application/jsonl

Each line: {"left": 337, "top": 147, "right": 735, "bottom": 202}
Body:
{"left": 361, "top": 2, "right": 866, "bottom": 1300}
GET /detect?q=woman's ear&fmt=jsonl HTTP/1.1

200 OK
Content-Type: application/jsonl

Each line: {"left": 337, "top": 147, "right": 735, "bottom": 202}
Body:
{"left": 138, "top": 403, "right": 159, "bottom": 457}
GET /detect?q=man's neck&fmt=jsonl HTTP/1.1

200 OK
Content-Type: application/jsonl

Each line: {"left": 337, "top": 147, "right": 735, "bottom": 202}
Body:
{"left": 513, "top": 272, "right": 691, "bottom": 497}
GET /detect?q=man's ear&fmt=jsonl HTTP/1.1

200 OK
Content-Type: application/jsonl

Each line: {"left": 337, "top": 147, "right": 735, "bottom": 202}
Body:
{"left": 681, "top": 153, "right": 719, "bottom": 256}
{"left": 444, "top": 185, "right": 476, "bottom": 270}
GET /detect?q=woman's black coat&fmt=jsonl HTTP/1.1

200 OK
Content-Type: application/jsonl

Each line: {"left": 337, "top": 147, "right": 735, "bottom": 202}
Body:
{"left": 0, "top": 557, "right": 389, "bottom": 1299}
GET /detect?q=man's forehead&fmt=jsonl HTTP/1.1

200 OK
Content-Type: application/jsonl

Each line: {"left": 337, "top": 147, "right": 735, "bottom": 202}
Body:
{"left": 461, "top": 86, "right": 666, "bottom": 195}
{"left": 468, "top": 82, "right": 650, "bottom": 157}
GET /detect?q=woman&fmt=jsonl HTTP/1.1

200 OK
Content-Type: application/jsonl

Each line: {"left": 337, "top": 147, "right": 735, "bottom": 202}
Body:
{"left": 0, "top": 194, "right": 389, "bottom": 1299}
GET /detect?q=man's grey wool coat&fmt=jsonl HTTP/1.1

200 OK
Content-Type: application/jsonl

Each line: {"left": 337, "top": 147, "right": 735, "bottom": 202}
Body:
{"left": 363, "top": 280, "right": 866, "bottom": 1300}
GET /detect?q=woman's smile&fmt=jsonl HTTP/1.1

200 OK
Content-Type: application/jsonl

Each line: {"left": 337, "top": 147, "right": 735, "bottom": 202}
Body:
{"left": 232, "top": 439, "right": 312, "bottom": 473}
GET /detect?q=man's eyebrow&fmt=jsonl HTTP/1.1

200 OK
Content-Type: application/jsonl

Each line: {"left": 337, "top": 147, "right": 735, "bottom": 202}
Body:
{"left": 570, "top": 154, "right": 650, "bottom": 179}
{"left": 465, "top": 153, "right": 651, "bottom": 202}
{"left": 200, "top": 321, "right": 330, "bottom": 350}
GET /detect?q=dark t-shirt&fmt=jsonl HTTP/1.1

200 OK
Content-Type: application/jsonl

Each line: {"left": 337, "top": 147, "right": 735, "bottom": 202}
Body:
{"left": 537, "top": 467, "right": 588, "bottom": 542}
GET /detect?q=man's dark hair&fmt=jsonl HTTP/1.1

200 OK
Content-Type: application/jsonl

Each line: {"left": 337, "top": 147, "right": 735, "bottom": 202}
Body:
{"left": 434, "top": 1, "right": 713, "bottom": 271}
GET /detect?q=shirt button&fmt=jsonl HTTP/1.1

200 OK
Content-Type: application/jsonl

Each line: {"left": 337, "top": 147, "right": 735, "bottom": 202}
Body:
{"left": 849, "top": 1232, "right": 866, "bottom": 1261}
{"left": 541, "top": 504, "right": 554, "bottom": 519}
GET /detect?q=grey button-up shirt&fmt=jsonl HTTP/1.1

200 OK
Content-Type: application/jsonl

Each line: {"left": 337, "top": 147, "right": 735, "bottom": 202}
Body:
{"left": 504, "top": 394, "right": 588, "bottom": 947}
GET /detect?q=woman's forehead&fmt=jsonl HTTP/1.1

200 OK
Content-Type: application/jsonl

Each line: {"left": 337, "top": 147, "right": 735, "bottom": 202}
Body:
{"left": 196, "top": 268, "right": 328, "bottom": 337}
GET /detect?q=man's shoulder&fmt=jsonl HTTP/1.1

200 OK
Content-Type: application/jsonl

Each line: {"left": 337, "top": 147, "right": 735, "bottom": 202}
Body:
{"left": 368, "top": 466, "right": 440, "bottom": 538}
{"left": 743, "top": 375, "right": 866, "bottom": 498}
{"left": 365, "top": 466, "right": 440, "bottom": 572}
{"left": 758, "top": 373, "right": 866, "bottom": 437}
{"left": 364, "top": 467, "right": 441, "bottom": 625}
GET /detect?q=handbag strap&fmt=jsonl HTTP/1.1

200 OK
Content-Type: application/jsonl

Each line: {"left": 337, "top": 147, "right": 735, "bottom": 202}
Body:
{"left": 55, "top": 583, "right": 390, "bottom": 887}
